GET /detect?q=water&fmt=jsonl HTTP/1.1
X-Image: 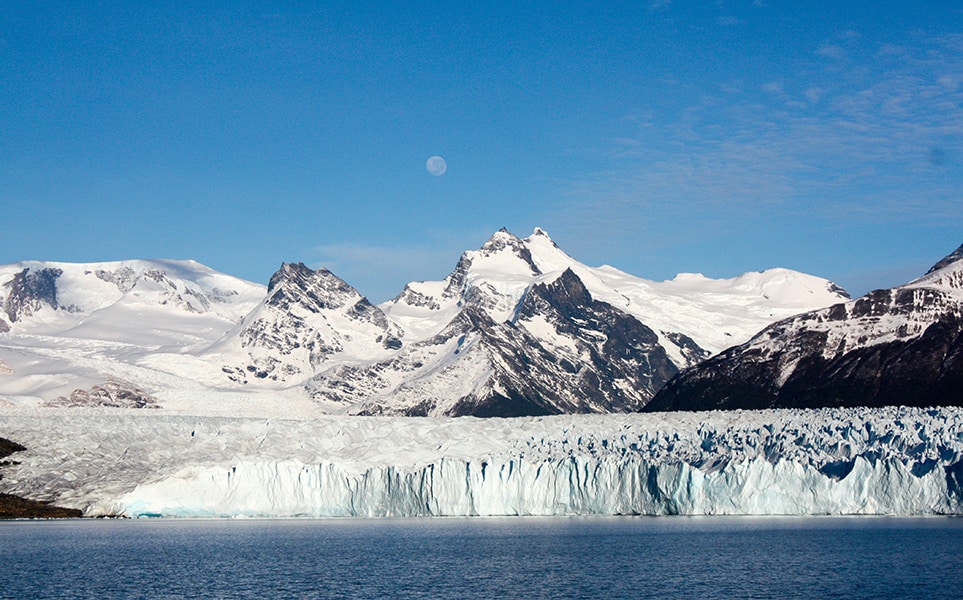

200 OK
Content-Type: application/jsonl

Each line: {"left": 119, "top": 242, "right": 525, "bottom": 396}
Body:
{"left": 3, "top": 517, "right": 962, "bottom": 599}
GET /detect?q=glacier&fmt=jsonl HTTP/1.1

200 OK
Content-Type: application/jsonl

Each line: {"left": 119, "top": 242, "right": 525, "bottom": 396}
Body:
{"left": 2, "top": 406, "right": 962, "bottom": 517}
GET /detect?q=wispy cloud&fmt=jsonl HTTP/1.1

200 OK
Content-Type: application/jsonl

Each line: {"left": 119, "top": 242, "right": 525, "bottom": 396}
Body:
{"left": 717, "top": 16, "right": 742, "bottom": 27}
{"left": 549, "top": 31, "right": 963, "bottom": 276}
{"left": 804, "top": 87, "right": 825, "bottom": 104}
{"left": 816, "top": 44, "right": 846, "bottom": 60}
{"left": 761, "top": 80, "right": 786, "bottom": 96}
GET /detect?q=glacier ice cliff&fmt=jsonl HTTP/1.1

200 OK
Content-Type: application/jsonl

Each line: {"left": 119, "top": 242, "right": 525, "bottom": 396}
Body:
{"left": 1, "top": 407, "right": 962, "bottom": 517}
{"left": 115, "top": 453, "right": 957, "bottom": 517}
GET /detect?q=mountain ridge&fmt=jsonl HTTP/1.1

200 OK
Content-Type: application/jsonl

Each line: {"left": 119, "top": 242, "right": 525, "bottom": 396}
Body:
{"left": 646, "top": 241, "right": 963, "bottom": 411}
{"left": 0, "top": 228, "right": 850, "bottom": 416}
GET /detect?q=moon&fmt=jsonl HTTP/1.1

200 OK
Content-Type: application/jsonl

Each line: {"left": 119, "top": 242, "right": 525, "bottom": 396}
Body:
{"left": 426, "top": 155, "right": 447, "bottom": 176}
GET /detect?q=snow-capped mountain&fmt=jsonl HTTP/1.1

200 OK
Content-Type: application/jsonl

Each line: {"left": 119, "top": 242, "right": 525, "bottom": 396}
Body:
{"left": 212, "top": 262, "right": 403, "bottom": 386}
{"left": 0, "top": 229, "right": 849, "bottom": 415}
{"left": 0, "top": 259, "right": 263, "bottom": 341}
{"left": 646, "top": 242, "right": 963, "bottom": 411}
{"left": 0, "top": 260, "right": 264, "bottom": 403}
{"left": 310, "top": 268, "right": 680, "bottom": 416}
{"left": 308, "top": 228, "right": 848, "bottom": 416}
{"left": 383, "top": 228, "right": 849, "bottom": 361}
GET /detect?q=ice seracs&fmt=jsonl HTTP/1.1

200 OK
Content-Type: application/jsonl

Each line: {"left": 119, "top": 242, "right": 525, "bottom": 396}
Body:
{"left": 2, "top": 237, "right": 948, "bottom": 518}
{"left": 2, "top": 407, "right": 961, "bottom": 517}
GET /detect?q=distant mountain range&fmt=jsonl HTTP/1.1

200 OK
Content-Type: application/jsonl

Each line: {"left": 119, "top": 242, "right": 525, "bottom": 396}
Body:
{"left": 647, "top": 243, "right": 963, "bottom": 411}
{"left": 0, "top": 228, "right": 848, "bottom": 416}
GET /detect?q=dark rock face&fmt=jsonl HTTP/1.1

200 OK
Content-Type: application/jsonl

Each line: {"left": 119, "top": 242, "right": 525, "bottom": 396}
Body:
{"left": 0, "top": 493, "right": 84, "bottom": 519}
{"left": 266, "top": 263, "right": 357, "bottom": 312}
{"left": 391, "top": 285, "right": 441, "bottom": 310}
{"left": 0, "top": 437, "right": 26, "bottom": 459}
{"left": 648, "top": 316, "right": 963, "bottom": 411}
{"left": 647, "top": 243, "right": 963, "bottom": 412}
{"left": 504, "top": 268, "right": 679, "bottom": 413}
{"left": 2, "top": 267, "right": 62, "bottom": 323}
{"left": 926, "top": 243, "right": 963, "bottom": 275}
{"left": 664, "top": 332, "right": 711, "bottom": 365}
{"left": 93, "top": 266, "right": 139, "bottom": 292}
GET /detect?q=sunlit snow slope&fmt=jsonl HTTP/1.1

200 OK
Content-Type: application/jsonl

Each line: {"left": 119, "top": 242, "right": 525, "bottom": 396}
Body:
{"left": 0, "top": 260, "right": 266, "bottom": 405}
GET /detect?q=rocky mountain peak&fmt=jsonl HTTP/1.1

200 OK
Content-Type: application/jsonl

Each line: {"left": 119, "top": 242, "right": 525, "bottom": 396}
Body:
{"left": 827, "top": 282, "right": 851, "bottom": 299}
{"left": 912, "top": 242, "right": 963, "bottom": 292}
{"left": 443, "top": 229, "right": 541, "bottom": 301}
{"left": 477, "top": 229, "right": 539, "bottom": 269}
{"left": 315, "top": 261, "right": 681, "bottom": 416}
{"left": 268, "top": 262, "right": 316, "bottom": 292}
{"left": 266, "top": 262, "right": 361, "bottom": 313}
{"left": 925, "top": 242, "right": 963, "bottom": 276}
{"left": 438, "top": 303, "right": 499, "bottom": 338}
{"left": 528, "top": 227, "right": 561, "bottom": 249}
{"left": 526, "top": 268, "right": 593, "bottom": 314}
{"left": 219, "top": 261, "right": 402, "bottom": 385}
{"left": 2, "top": 267, "right": 63, "bottom": 323}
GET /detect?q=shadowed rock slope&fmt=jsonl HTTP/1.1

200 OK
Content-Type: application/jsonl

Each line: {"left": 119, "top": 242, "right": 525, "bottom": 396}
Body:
{"left": 647, "top": 243, "right": 963, "bottom": 411}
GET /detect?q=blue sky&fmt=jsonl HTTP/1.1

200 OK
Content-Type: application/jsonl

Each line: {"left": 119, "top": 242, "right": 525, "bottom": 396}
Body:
{"left": 2, "top": 2, "right": 961, "bottom": 301}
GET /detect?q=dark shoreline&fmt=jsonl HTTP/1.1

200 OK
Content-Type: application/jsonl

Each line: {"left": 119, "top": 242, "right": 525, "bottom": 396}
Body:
{"left": 0, "top": 492, "right": 84, "bottom": 519}
{"left": 1, "top": 437, "right": 84, "bottom": 519}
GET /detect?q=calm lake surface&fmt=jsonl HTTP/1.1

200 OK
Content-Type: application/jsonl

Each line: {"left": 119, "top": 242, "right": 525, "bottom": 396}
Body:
{"left": 3, "top": 516, "right": 962, "bottom": 599}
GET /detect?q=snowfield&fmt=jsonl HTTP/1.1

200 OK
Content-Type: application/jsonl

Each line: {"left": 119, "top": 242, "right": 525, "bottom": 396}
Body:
{"left": 2, "top": 406, "right": 962, "bottom": 517}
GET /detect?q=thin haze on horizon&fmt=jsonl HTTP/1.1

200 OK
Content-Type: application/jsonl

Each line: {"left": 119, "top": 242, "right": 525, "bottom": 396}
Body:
{"left": 1, "top": 2, "right": 961, "bottom": 302}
